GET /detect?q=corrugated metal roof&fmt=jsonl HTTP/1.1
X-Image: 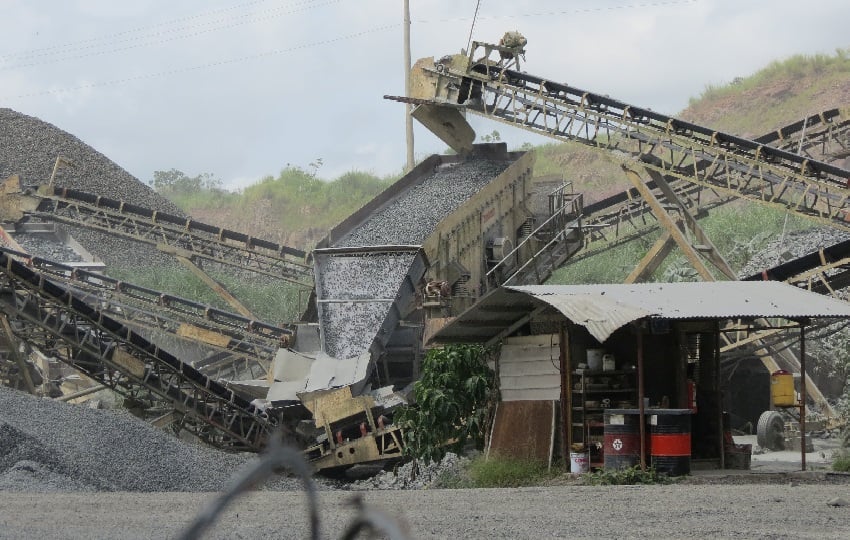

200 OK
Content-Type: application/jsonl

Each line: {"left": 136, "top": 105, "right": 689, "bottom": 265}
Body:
{"left": 432, "top": 282, "right": 850, "bottom": 344}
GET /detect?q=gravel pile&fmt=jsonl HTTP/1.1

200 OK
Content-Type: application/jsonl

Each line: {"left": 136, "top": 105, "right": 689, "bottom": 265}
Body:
{"left": 11, "top": 234, "right": 84, "bottom": 263}
{"left": 739, "top": 226, "right": 850, "bottom": 278}
{"left": 0, "top": 108, "right": 181, "bottom": 270}
{"left": 0, "top": 385, "right": 307, "bottom": 492}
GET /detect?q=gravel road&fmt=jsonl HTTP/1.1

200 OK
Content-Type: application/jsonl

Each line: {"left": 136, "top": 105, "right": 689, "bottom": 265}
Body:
{"left": 1, "top": 482, "right": 849, "bottom": 539}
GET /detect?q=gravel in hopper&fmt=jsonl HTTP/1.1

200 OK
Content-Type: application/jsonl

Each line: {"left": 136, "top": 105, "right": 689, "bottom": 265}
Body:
{"left": 318, "top": 157, "right": 510, "bottom": 358}
{"left": 335, "top": 159, "right": 509, "bottom": 247}
{"left": 0, "top": 385, "right": 307, "bottom": 493}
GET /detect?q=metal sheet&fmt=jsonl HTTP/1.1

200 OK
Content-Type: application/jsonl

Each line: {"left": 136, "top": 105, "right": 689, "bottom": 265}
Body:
{"left": 432, "top": 282, "right": 850, "bottom": 345}
{"left": 488, "top": 400, "right": 555, "bottom": 462}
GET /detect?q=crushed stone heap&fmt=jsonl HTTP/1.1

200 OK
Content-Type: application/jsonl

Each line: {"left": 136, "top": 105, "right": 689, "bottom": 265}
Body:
{"left": 0, "top": 385, "right": 308, "bottom": 492}
{"left": 0, "top": 108, "right": 181, "bottom": 269}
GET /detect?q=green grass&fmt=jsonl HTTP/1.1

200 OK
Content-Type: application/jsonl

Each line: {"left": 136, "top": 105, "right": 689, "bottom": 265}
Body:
{"left": 833, "top": 451, "right": 850, "bottom": 472}
{"left": 464, "top": 456, "right": 558, "bottom": 488}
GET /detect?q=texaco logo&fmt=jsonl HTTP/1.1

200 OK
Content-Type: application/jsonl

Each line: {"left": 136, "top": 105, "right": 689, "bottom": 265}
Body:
{"left": 612, "top": 438, "right": 623, "bottom": 451}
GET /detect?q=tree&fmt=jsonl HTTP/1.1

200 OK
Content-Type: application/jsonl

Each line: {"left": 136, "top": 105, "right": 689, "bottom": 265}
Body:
{"left": 394, "top": 344, "right": 497, "bottom": 463}
{"left": 150, "top": 169, "right": 223, "bottom": 195}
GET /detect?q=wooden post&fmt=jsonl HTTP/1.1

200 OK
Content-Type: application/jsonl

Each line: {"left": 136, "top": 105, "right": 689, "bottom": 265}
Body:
{"left": 559, "top": 323, "right": 571, "bottom": 466}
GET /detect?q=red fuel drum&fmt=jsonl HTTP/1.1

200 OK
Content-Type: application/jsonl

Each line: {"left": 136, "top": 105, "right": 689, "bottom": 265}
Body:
{"left": 603, "top": 411, "right": 641, "bottom": 470}
{"left": 650, "top": 411, "right": 692, "bottom": 476}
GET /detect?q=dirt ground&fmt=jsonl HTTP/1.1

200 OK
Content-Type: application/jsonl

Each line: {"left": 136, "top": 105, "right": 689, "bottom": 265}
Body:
{"left": 1, "top": 481, "right": 849, "bottom": 539}
{"left": 1, "top": 435, "right": 847, "bottom": 539}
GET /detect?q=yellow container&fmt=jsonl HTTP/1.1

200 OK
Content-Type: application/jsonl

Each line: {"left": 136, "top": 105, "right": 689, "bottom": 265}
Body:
{"left": 771, "top": 370, "right": 796, "bottom": 407}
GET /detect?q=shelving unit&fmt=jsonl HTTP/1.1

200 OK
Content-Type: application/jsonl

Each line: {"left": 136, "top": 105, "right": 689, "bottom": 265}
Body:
{"left": 569, "top": 369, "right": 638, "bottom": 468}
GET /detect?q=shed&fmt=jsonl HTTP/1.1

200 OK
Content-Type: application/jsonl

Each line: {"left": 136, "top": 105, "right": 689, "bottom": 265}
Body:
{"left": 430, "top": 281, "right": 850, "bottom": 472}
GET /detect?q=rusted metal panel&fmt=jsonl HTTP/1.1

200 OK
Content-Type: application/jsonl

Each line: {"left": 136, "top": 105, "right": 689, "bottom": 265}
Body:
{"left": 111, "top": 349, "right": 146, "bottom": 379}
{"left": 488, "top": 400, "right": 555, "bottom": 463}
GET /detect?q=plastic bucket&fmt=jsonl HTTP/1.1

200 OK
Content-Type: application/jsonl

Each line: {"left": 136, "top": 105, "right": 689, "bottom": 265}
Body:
{"left": 603, "top": 411, "right": 641, "bottom": 470}
{"left": 587, "top": 349, "right": 604, "bottom": 371}
{"left": 570, "top": 451, "right": 589, "bottom": 473}
{"left": 650, "top": 411, "right": 691, "bottom": 476}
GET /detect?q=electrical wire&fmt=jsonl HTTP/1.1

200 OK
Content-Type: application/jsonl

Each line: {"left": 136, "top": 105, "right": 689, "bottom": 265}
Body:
{"left": 2, "top": 23, "right": 400, "bottom": 100}
{"left": 417, "top": 0, "right": 700, "bottom": 24}
{"left": 0, "top": 0, "right": 345, "bottom": 71}
{"left": 0, "top": 0, "right": 332, "bottom": 61}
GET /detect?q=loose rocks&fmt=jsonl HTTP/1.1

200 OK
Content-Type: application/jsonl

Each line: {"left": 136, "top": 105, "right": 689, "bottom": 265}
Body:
{"left": 0, "top": 385, "right": 306, "bottom": 492}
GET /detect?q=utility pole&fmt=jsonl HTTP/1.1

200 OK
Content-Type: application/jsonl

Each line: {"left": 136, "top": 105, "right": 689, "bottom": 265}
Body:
{"left": 403, "top": 0, "right": 415, "bottom": 172}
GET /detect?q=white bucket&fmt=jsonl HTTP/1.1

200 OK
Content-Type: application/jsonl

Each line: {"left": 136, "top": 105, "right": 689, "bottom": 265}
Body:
{"left": 587, "top": 349, "right": 604, "bottom": 371}
{"left": 602, "top": 353, "right": 616, "bottom": 371}
{"left": 569, "top": 451, "right": 589, "bottom": 474}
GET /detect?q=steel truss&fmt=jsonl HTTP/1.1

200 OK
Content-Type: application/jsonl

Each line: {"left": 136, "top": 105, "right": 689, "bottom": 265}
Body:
{"left": 414, "top": 42, "right": 850, "bottom": 224}
{"left": 0, "top": 251, "right": 273, "bottom": 450}
{"left": 0, "top": 248, "right": 288, "bottom": 379}
{"left": 26, "top": 186, "right": 313, "bottom": 287}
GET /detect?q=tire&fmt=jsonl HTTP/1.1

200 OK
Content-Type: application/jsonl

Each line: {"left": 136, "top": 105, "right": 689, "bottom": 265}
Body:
{"left": 756, "top": 410, "right": 785, "bottom": 450}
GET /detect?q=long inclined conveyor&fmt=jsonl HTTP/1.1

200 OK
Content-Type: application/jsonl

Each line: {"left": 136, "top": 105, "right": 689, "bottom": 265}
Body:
{"left": 0, "top": 247, "right": 287, "bottom": 381}
{"left": 570, "top": 108, "right": 850, "bottom": 263}
{"left": 392, "top": 43, "right": 850, "bottom": 234}
{"left": 0, "top": 249, "right": 273, "bottom": 450}
{"left": 14, "top": 185, "right": 313, "bottom": 287}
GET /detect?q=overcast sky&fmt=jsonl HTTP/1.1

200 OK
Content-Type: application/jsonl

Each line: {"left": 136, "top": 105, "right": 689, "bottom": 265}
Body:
{"left": 3, "top": 0, "right": 849, "bottom": 190}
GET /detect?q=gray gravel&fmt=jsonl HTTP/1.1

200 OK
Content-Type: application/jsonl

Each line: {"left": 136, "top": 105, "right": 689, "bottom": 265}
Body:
{"left": 317, "top": 157, "right": 509, "bottom": 358}
{"left": 335, "top": 159, "right": 509, "bottom": 247}
{"left": 740, "top": 226, "right": 850, "bottom": 277}
{"left": 1, "top": 483, "right": 849, "bottom": 539}
{"left": 317, "top": 252, "right": 417, "bottom": 359}
{"left": 0, "top": 107, "right": 182, "bottom": 271}
{"left": 0, "top": 385, "right": 306, "bottom": 493}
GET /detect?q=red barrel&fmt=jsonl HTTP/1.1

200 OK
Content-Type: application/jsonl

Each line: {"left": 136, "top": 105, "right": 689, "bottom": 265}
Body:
{"left": 604, "top": 410, "right": 642, "bottom": 470}
{"left": 650, "top": 410, "right": 691, "bottom": 476}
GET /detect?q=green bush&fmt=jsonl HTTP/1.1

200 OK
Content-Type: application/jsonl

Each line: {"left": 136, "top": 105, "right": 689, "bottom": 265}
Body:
{"left": 394, "top": 344, "right": 497, "bottom": 463}
{"left": 832, "top": 451, "right": 850, "bottom": 472}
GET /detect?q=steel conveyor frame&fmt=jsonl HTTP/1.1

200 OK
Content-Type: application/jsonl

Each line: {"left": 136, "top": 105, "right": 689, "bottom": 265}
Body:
{"left": 23, "top": 185, "right": 313, "bottom": 287}
{"left": 0, "top": 250, "right": 273, "bottom": 450}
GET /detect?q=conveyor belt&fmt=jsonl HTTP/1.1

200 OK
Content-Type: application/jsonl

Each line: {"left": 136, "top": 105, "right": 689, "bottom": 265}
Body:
{"left": 0, "top": 246, "right": 294, "bottom": 351}
{"left": 19, "top": 185, "right": 312, "bottom": 287}
{"left": 743, "top": 237, "right": 850, "bottom": 294}
{"left": 0, "top": 250, "right": 273, "bottom": 450}
{"left": 393, "top": 43, "right": 850, "bottom": 231}
{"left": 0, "top": 247, "right": 285, "bottom": 381}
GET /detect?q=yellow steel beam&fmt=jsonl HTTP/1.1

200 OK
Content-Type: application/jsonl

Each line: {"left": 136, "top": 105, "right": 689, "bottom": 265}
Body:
{"left": 174, "top": 255, "right": 256, "bottom": 320}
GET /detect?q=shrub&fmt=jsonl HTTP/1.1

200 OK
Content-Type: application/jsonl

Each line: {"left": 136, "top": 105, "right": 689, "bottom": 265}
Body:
{"left": 394, "top": 344, "right": 497, "bottom": 463}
